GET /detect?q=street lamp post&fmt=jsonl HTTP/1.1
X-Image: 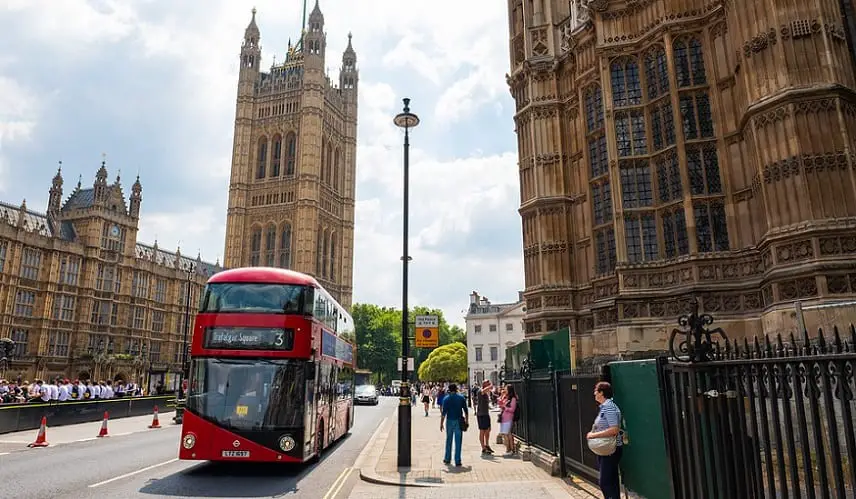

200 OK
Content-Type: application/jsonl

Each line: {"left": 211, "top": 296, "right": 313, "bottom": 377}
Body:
{"left": 180, "top": 264, "right": 195, "bottom": 397}
{"left": 394, "top": 97, "right": 420, "bottom": 468}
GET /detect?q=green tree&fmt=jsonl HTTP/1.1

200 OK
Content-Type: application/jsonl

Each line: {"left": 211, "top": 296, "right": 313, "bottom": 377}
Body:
{"left": 417, "top": 342, "right": 467, "bottom": 383}
{"left": 352, "top": 304, "right": 401, "bottom": 384}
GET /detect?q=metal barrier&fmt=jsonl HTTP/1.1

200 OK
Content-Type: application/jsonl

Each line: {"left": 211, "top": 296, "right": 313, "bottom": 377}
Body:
{"left": 0, "top": 395, "right": 177, "bottom": 434}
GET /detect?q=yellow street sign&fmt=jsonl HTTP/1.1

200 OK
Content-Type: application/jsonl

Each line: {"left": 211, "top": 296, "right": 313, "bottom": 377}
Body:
{"left": 415, "top": 315, "right": 439, "bottom": 348}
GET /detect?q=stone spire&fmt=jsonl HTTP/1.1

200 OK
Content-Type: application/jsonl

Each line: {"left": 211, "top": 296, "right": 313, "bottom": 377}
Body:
{"left": 48, "top": 161, "right": 63, "bottom": 216}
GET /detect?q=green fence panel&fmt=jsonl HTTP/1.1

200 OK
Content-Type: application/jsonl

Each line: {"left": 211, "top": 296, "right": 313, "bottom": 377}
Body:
{"left": 610, "top": 359, "right": 671, "bottom": 499}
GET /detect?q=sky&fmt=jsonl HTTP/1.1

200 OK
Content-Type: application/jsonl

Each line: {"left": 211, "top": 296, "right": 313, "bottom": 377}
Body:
{"left": 0, "top": 0, "right": 524, "bottom": 327}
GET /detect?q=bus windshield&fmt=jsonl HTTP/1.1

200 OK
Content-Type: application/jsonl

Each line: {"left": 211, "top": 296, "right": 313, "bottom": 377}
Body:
{"left": 186, "top": 358, "right": 306, "bottom": 430}
{"left": 200, "top": 283, "right": 310, "bottom": 314}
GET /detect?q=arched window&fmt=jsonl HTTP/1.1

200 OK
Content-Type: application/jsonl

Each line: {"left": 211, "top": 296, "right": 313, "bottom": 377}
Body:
{"left": 326, "top": 143, "right": 333, "bottom": 186}
{"left": 256, "top": 138, "right": 268, "bottom": 179}
{"left": 320, "top": 137, "right": 327, "bottom": 183}
{"left": 328, "top": 231, "right": 336, "bottom": 280}
{"left": 673, "top": 38, "right": 707, "bottom": 87}
{"left": 644, "top": 46, "right": 670, "bottom": 100}
{"left": 271, "top": 135, "right": 282, "bottom": 177}
{"left": 610, "top": 57, "right": 642, "bottom": 108}
{"left": 285, "top": 132, "right": 296, "bottom": 176}
{"left": 333, "top": 148, "right": 340, "bottom": 192}
{"left": 315, "top": 227, "right": 324, "bottom": 276}
{"left": 279, "top": 223, "right": 292, "bottom": 268}
{"left": 321, "top": 229, "right": 330, "bottom": 279}
{"left": 250, "top": 227, "right": 262, "bottom": 266}
{"left": 265, "top": 224, "right": 276, "bottom": 266}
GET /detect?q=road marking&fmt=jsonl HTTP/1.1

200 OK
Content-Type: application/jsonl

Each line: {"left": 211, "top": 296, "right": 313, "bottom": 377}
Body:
{"left": 77, "top": 437, "right": 99, "bottom": 442}
{"left": 0, "top": 440, "right": 30, "bottom": 444}
{"left": 0, "top": 452, "right": 9, "bottom": 456}
{"left": 322, "top": 467, "right": 354, "bottom": 499}
{"left": 88, "top": 458, "right": 179, "bottom": 488}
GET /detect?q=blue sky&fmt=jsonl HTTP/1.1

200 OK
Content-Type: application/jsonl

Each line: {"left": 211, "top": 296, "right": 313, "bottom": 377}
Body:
{"left": 0, "top": 0, "right": 523, "bottom": 326}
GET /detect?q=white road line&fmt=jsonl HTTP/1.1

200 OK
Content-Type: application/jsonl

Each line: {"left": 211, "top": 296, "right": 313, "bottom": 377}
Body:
{"left": 88, "top": 458, "right": 179, "bottom": 488}
{"left": 77, "top": 437, "right": 99, "bottom": 442}
{"left": 322, "top": 467, "right": 353, "bottom": 499}
{"left": 0, "top": 452, "right": 9, "bottom": 456}
{"left": 0, "top": 440, "right": 30, "bottom": 444}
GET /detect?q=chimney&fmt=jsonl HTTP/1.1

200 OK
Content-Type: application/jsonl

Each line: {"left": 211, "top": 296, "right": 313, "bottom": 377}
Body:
{"left": 470, "top": 291, "right": 479, "bottom": 304}
{"left": 480, "top": 297, "right": 489, "bottom": 306}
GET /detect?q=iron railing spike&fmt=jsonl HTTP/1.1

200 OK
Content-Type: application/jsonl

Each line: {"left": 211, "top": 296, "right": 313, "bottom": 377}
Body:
{"left": 832, "top": 325, "right": 843, "bottom": 353}
{"left": 753, "top": 335, "right": 762, "bottom": 359}
{"left": 776, "top": 333, "right": 785, "bottom": 357}
{"left": 789, "top": 331, "right": 798, "bottom": 356}
{"left": 802, "top": 323, "right": 811, "bottom": 349}
{"left": 817, "top": 328, "right": 827, "bottom": 353}
{"left": 743, "top": 337, "right": 751, "bottom": 359}
{"left": 850, "top": 324, "right": 856, "bottom": 353}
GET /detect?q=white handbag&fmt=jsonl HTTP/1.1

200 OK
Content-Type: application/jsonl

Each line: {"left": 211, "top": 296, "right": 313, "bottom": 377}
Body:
{"left": 587, "top": 424, "right": 617, "bottom": 456}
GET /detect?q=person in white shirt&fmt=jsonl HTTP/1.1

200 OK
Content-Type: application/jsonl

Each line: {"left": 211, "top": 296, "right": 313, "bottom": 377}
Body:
{"left": 91, "top": 382, "right": 102, "bottom": 399}
{"left": 103, "top": 380, "right": 114, "bottom": 399}
{"left": 39, "top": 382, "right": 50, "bottom": 402}
{"left": 49, "top": 381, "right": 59, "bottom": 401}
{"left": 58, "top": 380, "right": 70, "bottom": 401}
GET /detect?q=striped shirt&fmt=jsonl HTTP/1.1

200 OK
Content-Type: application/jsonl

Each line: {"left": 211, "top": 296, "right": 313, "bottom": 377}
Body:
{"left": 593, "top": 398, "right": 622, "bottom": 447}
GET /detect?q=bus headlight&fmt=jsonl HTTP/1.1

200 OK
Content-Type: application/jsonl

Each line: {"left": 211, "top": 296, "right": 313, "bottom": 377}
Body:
{"left": 279, "top": 435, "right": 296, "bottom": 452}
{"left": 182, "top": 433, "right": 197, "bottom": 449}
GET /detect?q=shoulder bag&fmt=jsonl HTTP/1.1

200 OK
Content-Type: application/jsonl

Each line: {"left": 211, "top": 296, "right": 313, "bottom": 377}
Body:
{"left": 587, "top": 423, "right": 617, "bottom": 456}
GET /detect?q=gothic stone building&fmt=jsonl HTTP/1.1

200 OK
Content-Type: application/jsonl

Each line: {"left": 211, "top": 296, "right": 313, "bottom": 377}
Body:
{"left": 0, "top": 163, "right": 220, "bottom": 388}
{"left": 507, "top": 0, "right": 856, "bottom": 358}
{"left": 223, "top": 3, "right": 358, "bottom": 308}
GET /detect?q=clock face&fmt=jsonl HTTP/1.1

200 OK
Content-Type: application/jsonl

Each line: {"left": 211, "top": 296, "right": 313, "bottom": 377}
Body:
{"left": 110, "top": 225, "right": 120, "bottom": 237}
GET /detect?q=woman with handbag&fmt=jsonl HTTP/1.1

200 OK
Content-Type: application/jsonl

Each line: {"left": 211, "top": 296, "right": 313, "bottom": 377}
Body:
{"left": 497, "top": 385, "right": 518, "bottom": 455}
{"left": 586, "top": 381, "right": 623, "bottom": 499}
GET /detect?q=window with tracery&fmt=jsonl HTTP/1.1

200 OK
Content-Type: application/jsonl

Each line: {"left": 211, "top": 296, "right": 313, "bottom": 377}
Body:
{"left": 285, "top": 132, "right": 296, "bottom": 175}
{"left": 679, "top": 93, "right": 714, "bottom": 140}
{"left": 584, "top": 86, "right": 604, "bottom": 132}
{"left": 624, "top": 213, "right": 658, "bottom": 263}
{"left": 662, "top": 207, "right": 690, "bottom": 258}
{"left": 693, "top": 201, "right": 729, "bottom": 252}
{"left": 265, "top": 224, "right": 276, "bottom": 266}
{"left": 333, "top": 149, "right": 340, "bottom": 192}
{"left": 650, "top": 101, "right": 675, "bottom": 151}
{"left": 250, "top": 228, "right": 262, "bottom": 266}
{"left": 326, "top": 143, "right": 334, "bottom": 187}
{"left": 644, "top": 47, "right": 670, "bottom": 99}
{"left": 687, "top": 144, "right": 722, "bottom": 195}
{"left": 321, "top": 229, "right": 330, "bottom": 279}
{"left": 674, "top": 38, "right": 707, "bottom": 87}
{"left": 589, "top": 135, "right": 608, "bottom": 177}
{"left": 256, "top": 138, "right": 267, "bottom": 179}
{"left": 595, "top": 229, "right": 617, "bottom": 274}
{"left": 619, "top": 161, "right": 653, "bottom": 208}
{"left": 279, "top": 224, "right": 292, "bottom": 268}
{"left": 615, "top": 110, "right": 647, "bottom": 156}
{"left": 329, "top": 232, "right": 336, "bottom": 280}
{"left": 610, "top": 58, "right": 642, "bottom": 107}
{"left": 655, "top": 152, "right": 683, "bottom": 203}
{"left": 315, "top": 228, "right": 324, "bottom": 276}
{"left": 592, "top": 181, "right": 613, "bottom": 226}
{"left": 271, "top": 135, "right": 282, "bottom": 177}
{"left": 585, "top": 83, "right": 615, "bottom": 275}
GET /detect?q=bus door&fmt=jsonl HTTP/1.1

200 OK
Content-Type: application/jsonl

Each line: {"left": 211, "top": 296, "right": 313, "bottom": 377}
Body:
{"left": 305, "top": 361, "right": 318, "bottom": 454}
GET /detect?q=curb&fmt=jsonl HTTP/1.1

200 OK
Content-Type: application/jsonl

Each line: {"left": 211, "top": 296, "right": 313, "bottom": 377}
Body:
{"left": 355, "top": 401, "right": 442, "bottom": 488}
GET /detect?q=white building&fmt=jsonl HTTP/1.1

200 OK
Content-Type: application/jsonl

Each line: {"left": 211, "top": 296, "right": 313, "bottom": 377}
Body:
{"left": 465, "top": 291, "right": 526, "bottom": 386}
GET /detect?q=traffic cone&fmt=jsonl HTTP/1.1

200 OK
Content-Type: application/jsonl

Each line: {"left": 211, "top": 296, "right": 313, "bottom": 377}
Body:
{"left": 28, "top": 416, "right": 49, "bottom": 447}
{"left": 97, "top": 411, "right": 109, "bottom": 437}
{"left": 148, "top": 405, "right": 161, "bottom": 429}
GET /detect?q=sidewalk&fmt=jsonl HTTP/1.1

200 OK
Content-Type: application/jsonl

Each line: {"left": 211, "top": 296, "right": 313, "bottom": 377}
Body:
{"left": 358, "top": 401, "right": 600, "bottom": 497}
{"left": 0, "top": 411, "right": 175, "bottom": 454}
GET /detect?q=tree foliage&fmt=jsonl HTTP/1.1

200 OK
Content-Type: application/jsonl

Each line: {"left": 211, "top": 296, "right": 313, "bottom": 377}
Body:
{"left": 351, "top": 303, "right": 464, "bottom": 385}
{"left": 417, "top": 342, "right": 467, "bottom": 383}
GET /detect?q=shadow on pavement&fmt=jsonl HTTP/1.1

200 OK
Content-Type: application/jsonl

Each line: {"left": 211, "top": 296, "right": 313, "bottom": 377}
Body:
{"left": 136, "top": 434, "right": 350, "bottom": 497}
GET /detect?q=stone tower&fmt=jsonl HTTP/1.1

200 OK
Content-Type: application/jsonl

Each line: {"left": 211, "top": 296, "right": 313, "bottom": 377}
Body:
{"left": 223, "top": 2, "right": 358, "bottom": 308}
{"left": 507, "top": 0, "right": 856, "bottom": 359}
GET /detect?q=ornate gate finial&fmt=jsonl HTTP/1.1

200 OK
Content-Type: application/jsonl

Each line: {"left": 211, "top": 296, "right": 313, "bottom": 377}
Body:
{"left": 668, "top": 298, "right": 728, "bottom": 362}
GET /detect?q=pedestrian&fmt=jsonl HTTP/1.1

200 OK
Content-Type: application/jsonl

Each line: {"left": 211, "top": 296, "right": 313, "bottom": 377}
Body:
{"left": 421, "top": 386, "right": 431, "bottom": 416}
{"left": 586, "top": 381, "right": 623, "bottom": 499}
{"left": 439, "top": 383, "right": 468, "bottom": 467}
{"left": 476, "top": 379, "right": 494, "bottom": 454}
{"left": 498, "top": 385, "right": 518, "bottom": 455}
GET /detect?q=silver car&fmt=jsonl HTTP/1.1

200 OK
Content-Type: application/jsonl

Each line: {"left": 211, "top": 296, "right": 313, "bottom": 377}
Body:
{"left": 355, "top": 385, "right": 379, "bottom": 405}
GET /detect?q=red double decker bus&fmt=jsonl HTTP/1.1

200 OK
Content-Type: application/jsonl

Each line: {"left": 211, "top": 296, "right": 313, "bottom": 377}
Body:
{"left": 179, "top": 267, "right": 355, "bottom": 463}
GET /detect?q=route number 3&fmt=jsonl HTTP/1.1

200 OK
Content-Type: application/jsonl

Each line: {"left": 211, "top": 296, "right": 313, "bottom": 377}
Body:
{"left": 274, "top": 332, "right": 284, "bottom": 347}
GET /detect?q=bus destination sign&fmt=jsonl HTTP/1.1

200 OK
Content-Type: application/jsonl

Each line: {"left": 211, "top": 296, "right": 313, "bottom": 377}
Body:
{"left": 203, "top": 327, "right": 294, "bottom": 351}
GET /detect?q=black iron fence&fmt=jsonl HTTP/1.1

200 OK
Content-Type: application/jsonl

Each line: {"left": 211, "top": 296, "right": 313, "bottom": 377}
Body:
{"left": 502, "top": 361, "right": 608, "bottom": 481}
{"left": 659, "top": 303, "right": 856, "bottom": 498}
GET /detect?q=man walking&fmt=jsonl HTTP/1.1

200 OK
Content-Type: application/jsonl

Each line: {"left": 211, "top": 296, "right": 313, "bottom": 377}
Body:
{"left": 476, "top": 380, "right": 494, "bottom": 454}
{"left": 440, "top": 383, "right": 468, "bottom": 467}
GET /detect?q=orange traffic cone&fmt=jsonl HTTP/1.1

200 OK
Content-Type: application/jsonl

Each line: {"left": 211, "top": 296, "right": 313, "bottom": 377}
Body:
{"left": 28, "top": 416, "right": 49, "bottom": 447}
{"left": 148, "top": 405, "right": 161, "bottom": 429}
{"left": 97, "top": 411, "right": 109, "bottom": 437}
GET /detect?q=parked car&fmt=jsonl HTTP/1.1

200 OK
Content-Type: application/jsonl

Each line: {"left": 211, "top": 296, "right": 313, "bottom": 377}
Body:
{"left": 355, "top": 384, "right": 379, "bottom": 405}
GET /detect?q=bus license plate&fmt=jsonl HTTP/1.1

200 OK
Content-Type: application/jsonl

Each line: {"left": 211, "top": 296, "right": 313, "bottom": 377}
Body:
{"left": 221, "top": 450, "right": 250, "bottom": 458}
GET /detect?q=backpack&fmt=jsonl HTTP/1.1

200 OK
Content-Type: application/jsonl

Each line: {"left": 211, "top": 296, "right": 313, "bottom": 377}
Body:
{"left": 512, "top": 398, "right": 521, "bottom": 422}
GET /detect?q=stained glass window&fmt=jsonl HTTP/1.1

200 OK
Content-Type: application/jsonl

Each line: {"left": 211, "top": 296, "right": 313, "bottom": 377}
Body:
{"left": 686, "top": 144, "right": 722, "bottom": 195}
{"left": 592, "top": 181, "right": 614, "bottom": 226}
{"left": 589, "top": 135, "right": 609, "bottom": 178}
{"left": 645, "top": 47, "right": 670, "bottom": 99}
{"left": 619, "top": 161, "right": 653, "bottom": 208}
{"left": 651, "top": 101, "right": 675, "bottom": 151}
{"left": 584, "top": 86, "right": 605, "bottom": 133}
{"left": 694, "top": 201, "right": 728, "bottom": 252}
{"left": 615, "top": 110, "right": 647, "bottom": 157}
{"left": 611, "top": 59, "right": 642, "bottom": 107}
{"left": 674, "top": 37, "right": 707, "bottom": 88}
{"left": 595, "top": 228, "right": 617, "bottom": 274}
{"left": 662, "top": 208, "right": 690, "bottom": 258}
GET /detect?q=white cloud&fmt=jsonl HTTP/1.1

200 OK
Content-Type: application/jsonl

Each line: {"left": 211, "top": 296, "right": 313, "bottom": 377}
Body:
{"left": 0, "top": 0, "right": 523, "bottom": 326}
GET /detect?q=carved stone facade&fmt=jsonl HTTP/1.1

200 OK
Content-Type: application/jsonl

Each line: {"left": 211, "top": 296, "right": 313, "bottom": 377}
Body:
{"left": 223, "top": 4, "right": 358, "bottom": 308}
{"left": 506, "top": 0, "right": 856, "bottom": 358}
{"left": 0, "top": 164, "right": 219, "bottom": 387}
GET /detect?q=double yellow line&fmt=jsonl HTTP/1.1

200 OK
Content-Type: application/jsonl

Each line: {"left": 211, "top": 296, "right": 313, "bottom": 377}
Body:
{"left": 322, "top": 466, "right": 354, "bottom": 499}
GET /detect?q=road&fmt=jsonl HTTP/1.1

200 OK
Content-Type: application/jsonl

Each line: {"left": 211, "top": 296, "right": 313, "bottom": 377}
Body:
{"left": 0, "top": 397, "right": 396, "bottom": 499}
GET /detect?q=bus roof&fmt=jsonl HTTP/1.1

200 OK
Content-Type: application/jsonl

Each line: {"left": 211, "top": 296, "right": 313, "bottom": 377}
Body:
{"left": 208, "top": 267, "right": 319, "bottom": 287}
